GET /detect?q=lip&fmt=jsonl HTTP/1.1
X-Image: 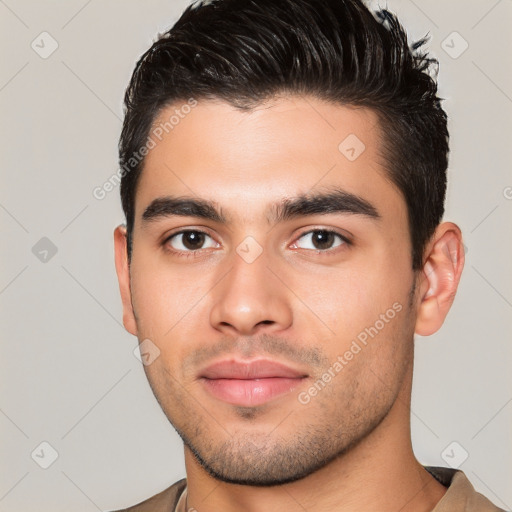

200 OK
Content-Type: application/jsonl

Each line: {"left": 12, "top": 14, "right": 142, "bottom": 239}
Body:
{"left": 199, "top": 359, "right": 308, "bottom": 407}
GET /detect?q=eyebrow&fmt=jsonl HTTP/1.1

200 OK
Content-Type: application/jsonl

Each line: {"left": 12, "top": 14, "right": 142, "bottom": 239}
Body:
{"left": 141, "top": 189, "right": 380, "bottom": 226}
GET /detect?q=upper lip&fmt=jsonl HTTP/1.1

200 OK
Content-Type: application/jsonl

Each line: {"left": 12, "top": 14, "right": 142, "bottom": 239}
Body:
{"left": 200, "top": 359, "right": 308, "bottom": 380}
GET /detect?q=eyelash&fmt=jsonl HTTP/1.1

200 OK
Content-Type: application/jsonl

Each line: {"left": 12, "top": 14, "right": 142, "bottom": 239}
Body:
{"left": 162, "top": 229, "right": 218, "bottom": 259}
{"left": 162, "top": 228, "right": 352, "bottom": 258}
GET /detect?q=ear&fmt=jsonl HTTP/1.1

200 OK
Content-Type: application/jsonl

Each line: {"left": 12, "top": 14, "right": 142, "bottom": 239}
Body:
{"left": 414, "top": 222, "right": 465, "bottom": 336}
{"left": 114, "top": 225, "right": 138, "bottom": 336}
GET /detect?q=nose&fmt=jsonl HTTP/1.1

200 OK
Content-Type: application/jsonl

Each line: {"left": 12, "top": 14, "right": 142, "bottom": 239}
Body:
{"left": 209, "top": 248, "right": 293, "bottom": 337}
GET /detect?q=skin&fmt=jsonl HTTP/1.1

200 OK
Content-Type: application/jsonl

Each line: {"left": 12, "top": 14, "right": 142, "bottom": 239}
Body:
{"left": 114, "top": 96, "right": 465, "bottom": 512}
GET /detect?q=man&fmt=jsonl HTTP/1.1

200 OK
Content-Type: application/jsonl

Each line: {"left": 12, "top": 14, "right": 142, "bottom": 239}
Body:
{"left": 110, "top": 0, "right": 504, "bottom": 510}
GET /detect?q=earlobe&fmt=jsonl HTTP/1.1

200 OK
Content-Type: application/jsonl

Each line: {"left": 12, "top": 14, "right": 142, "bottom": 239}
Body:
{"left": 113, "top": 225, "right": 138, "bottom": 336}
{"left": 414, "top": 222, "right": 465, "bottom": 336}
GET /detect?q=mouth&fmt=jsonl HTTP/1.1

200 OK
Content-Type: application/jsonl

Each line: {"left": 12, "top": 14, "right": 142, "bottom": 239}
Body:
{"left": 199, "top": 359, "right": 308, "bottom": 407}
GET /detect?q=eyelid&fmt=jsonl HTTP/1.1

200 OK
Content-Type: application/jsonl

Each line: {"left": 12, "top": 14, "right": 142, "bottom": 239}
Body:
{"left": 291, "top": 227, "right": 352, "bottom": 247}
{"left": 162, "top": 227, "right": 220, "bottom": 254}
{"left": 161, "top": 226, "right": 352, "bottom": 257}
{"left": 163, "top": 226, "right": 216, "bottom": 242}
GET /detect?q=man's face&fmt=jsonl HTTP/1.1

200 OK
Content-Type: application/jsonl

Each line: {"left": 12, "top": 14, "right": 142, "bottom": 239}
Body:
{"left": 122, "top": 96, "right": 420, "bottom": 485}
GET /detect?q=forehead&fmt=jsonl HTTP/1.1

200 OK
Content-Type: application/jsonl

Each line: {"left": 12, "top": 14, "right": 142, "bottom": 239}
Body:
{"left": 134, "top": 96, "right": 405, "bottom": 226}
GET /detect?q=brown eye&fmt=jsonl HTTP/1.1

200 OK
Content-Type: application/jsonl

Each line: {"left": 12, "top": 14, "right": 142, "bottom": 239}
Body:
{"left": 167, "top": 230, "right": 217, "bottom": 251}
{"left": 294, "top": 230, "right": 347, "bottom": 251}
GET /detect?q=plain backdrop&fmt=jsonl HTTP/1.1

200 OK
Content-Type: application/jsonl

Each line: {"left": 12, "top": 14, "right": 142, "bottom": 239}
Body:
{"left": 0, "top": 1, "right": 511, "bottom": 511}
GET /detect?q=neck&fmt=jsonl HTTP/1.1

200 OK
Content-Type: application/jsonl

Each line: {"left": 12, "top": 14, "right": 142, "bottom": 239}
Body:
{"left": 183, "top": 368, "right": 447, "bottom": 512}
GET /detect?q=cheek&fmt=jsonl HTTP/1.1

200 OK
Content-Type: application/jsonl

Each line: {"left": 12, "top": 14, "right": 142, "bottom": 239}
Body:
{"left": 129, "top": 256, "right": 210, "bottom": 339}
{"left": 288, "top": 257, "right": 409, "bottom": 345}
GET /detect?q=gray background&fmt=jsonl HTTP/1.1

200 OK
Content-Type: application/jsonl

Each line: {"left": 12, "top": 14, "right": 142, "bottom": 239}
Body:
{"left": 1, "top": 0, "right": 511, "bottom": 510}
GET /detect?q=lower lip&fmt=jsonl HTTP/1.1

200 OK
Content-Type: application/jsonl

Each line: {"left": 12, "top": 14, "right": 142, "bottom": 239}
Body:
{"left": 201, "top": 377, "right": 305, "bottom": 407}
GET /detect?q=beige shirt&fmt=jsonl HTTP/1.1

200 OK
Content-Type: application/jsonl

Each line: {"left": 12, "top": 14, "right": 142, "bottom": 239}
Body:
{"left": 112, "top": 467, "right": 506, "bottom": 511}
